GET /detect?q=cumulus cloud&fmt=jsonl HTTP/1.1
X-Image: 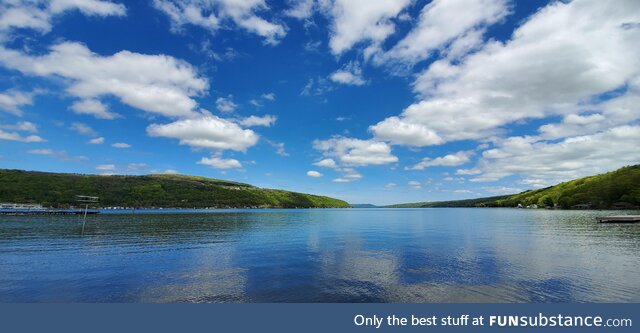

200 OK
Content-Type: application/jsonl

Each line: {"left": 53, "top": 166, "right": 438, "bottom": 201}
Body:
{"left": 330, "top": 61, "right": 366, "bottom": 86}
{"left": 313, "top": 136, "right": 397, "bottom": 167}
{"left": 152, "top": 0, "right": 286, "bottom": 45}
{"left": 0, "top": 121, "right": 37, "bottom": 133}
{"left": 285, "top": 0, "right": 314, "bottom": 19}
{"left": 216, "top": 95, "right": 238, "bottom": 113}
{"left": 313, "top": 158, "right": 338, "bottom": 169}
{"left": 70, "top": 99, "right": 120, "bottom": 119}
{"left": 69, "top": 122, "right": 96, "bottom": 136}
{"left": 260, "top": 92, "right": 275, "bottom": 101}
{"left": 406, "top": 151, "right": 473, "bottom": 170}
{"left": 147, "top": 115, "right": 259, "bottom": 152}
{"left": 0, "top": 42, "right": 208, "bottom": 118}
{"left": 95, "top": 164, "right": 116, "bottom": 172}
{"left": 28, "top": 148, "right": 86, "bottom": 161}
{"left": 0, "top": 90, "right": 36, "bottom": 115}
{"left": 455, "top": 168, "right": 481, "bottom": 176}
{"left": 332, "top": 168, "right": 362, "bottom": 183}
{"left": 111, "top": 142, "right": 131, "bottom": 148}
{"left": 379, "top": 0, "right": 510, "bottom": 65}
{"left": 323, "top": 0, "right": 411, "bottom": 55}
{"left": 370, "top": 0, "right": 640, "bottom": 146}
{"left": 197, "top": 155, "right": 242, "bottom": 169}
{"left": 312, "top": 136, "right": 397, "bottom": 183}
{"left": 238, "top": 114, "right": 276, "bottom": 127}
{"left": 306, "top": 170, "right": 322, "bottom": 177}
{"left": 0, "top": 129, "right": 44, "bottom": 142}
{"left": 469, "top": 125, "right": 640, "bottom": 185}
{"left": 0, "top": 0, "right": 126, "bottom": 37}
{"left": 408, "top": 180, "right": 422, "bottom": 189}
{"left": 0, "top": 121, "right": 45, "bottom": 143}
{"left": 87, "top": 137, "right": 105, "bottom": 144}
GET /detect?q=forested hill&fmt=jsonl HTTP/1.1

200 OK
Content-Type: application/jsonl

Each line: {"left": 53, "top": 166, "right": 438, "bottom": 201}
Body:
{"left": 0, "top": 169, "right": 351, "bottom": 208}
{"left": 388, "top": 165, "right": 640, "bottom": 209}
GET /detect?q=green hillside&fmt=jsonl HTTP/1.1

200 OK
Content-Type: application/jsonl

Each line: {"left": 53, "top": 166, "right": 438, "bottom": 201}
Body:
{"left": 0, "top": 169, "right": 350, "bottom": 208}
{"left": 387, "top": 195, "right": 511, "bottom": 208}
{"left": 388, "top": 165, "right": 640, "bottom": 209}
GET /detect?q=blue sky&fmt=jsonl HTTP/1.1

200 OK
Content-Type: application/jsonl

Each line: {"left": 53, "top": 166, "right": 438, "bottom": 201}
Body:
{"left": 0, "top": 0, "right": 638, "bottom": 205}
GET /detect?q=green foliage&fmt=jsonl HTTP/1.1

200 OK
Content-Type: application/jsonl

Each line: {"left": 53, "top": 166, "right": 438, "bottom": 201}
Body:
{"left": 0, "top": 170, "right": 351, "bottom": 209}
{"left": 387, "top": 165, "right": 640, "bottom": 209}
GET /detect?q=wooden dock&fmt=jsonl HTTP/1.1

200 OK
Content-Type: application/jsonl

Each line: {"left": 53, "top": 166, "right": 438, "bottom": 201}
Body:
{"left": 0, "top": 209, "right": 100, "bottom": 215}
{"left": 596, "top": 215, "right": 640, "bottom": 223}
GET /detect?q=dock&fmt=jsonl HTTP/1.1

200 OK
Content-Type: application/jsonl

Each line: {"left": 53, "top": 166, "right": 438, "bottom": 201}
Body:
{"left": 0, "top": 209, "right": 100, "bottom": 215}
{"left": 596, "top": 216, "right": 640, "bottom": 223}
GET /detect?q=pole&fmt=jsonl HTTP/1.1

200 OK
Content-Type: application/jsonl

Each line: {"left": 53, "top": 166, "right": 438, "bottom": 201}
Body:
{"left": 81, "top": 203, "right": 88, "bottom": 235}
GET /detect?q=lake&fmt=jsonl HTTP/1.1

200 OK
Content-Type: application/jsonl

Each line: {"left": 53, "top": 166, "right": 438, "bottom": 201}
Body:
{"left": 1, "top": 208, "right": 639, "bottom": 303}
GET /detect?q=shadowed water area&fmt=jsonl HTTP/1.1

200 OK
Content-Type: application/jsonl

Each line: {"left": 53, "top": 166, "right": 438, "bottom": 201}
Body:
{"left": 1, "top": 208, "right": 639, "bottom": 302}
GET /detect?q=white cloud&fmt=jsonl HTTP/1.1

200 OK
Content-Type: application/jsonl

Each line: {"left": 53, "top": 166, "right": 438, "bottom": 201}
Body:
{"left": 313, "top": 158, "right": 337, "bottom": 169}
{"left": 380, "top": 0, "right": 510, "bottom": 64}
{"left": 260, "top": 92, "right": 275, "bottom": 101}
{"left": 406, "top": 151, "right": 473, "bottom": 170}
{"left": 455, "top": 168, "right": 481, "bottom": 176}
{"left": 216, "top": 95, "right": 238, "bottom": 113}
{"left": 238, "top": 114, "right": 276, "bottom": 127}
{"left": 0, "top": 42, "right": 207, "bottom": 118}
{"left": 483, "top": 186, "right": 524, "bottom": 194}
{"left": 152, "top": 0, "right": 286, "bottom": 45}
{"left": 111, "top": 142, "right": 131, "bottom": 148}
{"left": 28, "top": 149, "right": 54, "bottom": 155}
{"left": 300, "top": 76, "right": 333, "bottom": 96}
{"left": 370, "top": 116, "right": 443, "bottom": 146}
{"left": 0, "top": 121, "right": 37, "bottom": 133}
{"left": 408, "top": 180, "right": 422, "bottom": 189}
{"left": 96, "top": 164, "right": 116, "bottom": 171}
{"left": 147, "top": 115, "right": 259, "bottom": 152}
{"left": 313, "top": 136, "right": 398, "bottom": 167}
{"left": 0, "top": 130, "right": 44, "bottom": 142}
{"left": 332, "top": 168, "right": 362, "bottom": 183}
{"left": 469, "top": 125, "right": 640, "bottom": 185}
{"left": 28, "top": 148, "right": 86, "bottom": 161}
{"left": 265, "top": 140, "right": 288, "bottom": 156}
{"left": 69, "top": 122, "right": 96, "bottom": 136}
{"left": 285, "top": 0, "right": 314, "bottom": 19}
{"left": 249, "top": 99, "right": 262, "bottom": 108}
{"left": 0, "top": 0, "right": 126, "bottom": 37}
{"left": 87, "top": 137, "right": 105, "bottom": 144}
{"left": 0, "top": 90, "right": 34, "bottom": 116}
{"left": 126, "top": 163, "right": 148, "bottom": 172}
{"left": 371, "top": 0, "right": 640, "bottom": 146}
{"left": 70, "top": 99, "right": 120, "bottom": 119}
{"left": 324, "top": 0, "right": 411, "bottom": 55}
{"left": 385, "top": 182, "right": 396, "bottom": 188}
{"left": 443, "top": 177, "right": 464, "bottom": 182}
{"left": 330, "top": 61, "right": 366, "bottom": 86}
{"left": 198, "top": 155, "right": 242, "bottom": 169}
{"left": 306, "top": 170, "right": 322, "bottom": 177}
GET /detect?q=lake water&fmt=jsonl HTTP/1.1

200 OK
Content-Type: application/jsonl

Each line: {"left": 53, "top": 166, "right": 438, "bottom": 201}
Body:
{"left": 1, "top": 208, "right": 639, "bottom": 303}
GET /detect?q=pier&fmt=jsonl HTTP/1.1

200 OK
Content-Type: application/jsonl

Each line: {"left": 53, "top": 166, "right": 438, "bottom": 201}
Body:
{"left": 596, "top": 216, "right": 640, "bottom": 223}
{"left": 0, "top": 209, "right": 100, "bottom": 215}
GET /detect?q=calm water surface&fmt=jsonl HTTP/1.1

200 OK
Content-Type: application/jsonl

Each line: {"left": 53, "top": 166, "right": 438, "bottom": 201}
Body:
{"left": 1, "top": 208, "right": 639, "bottom": 302}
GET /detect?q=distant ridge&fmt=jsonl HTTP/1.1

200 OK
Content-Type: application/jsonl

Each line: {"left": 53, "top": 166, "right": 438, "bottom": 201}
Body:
{"left": 349, "top": 204, "right": 379, "bottom": 208}
{"left": 387, "top": 165, "right": 640, "bottom": 209}
{"left": 0, "top": 169, "right": 351, "bottom": 209}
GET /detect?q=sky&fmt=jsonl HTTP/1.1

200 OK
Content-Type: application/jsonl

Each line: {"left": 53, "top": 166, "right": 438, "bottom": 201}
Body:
{"left": 0, "top": 0, "right": 638, "bottom": 205}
